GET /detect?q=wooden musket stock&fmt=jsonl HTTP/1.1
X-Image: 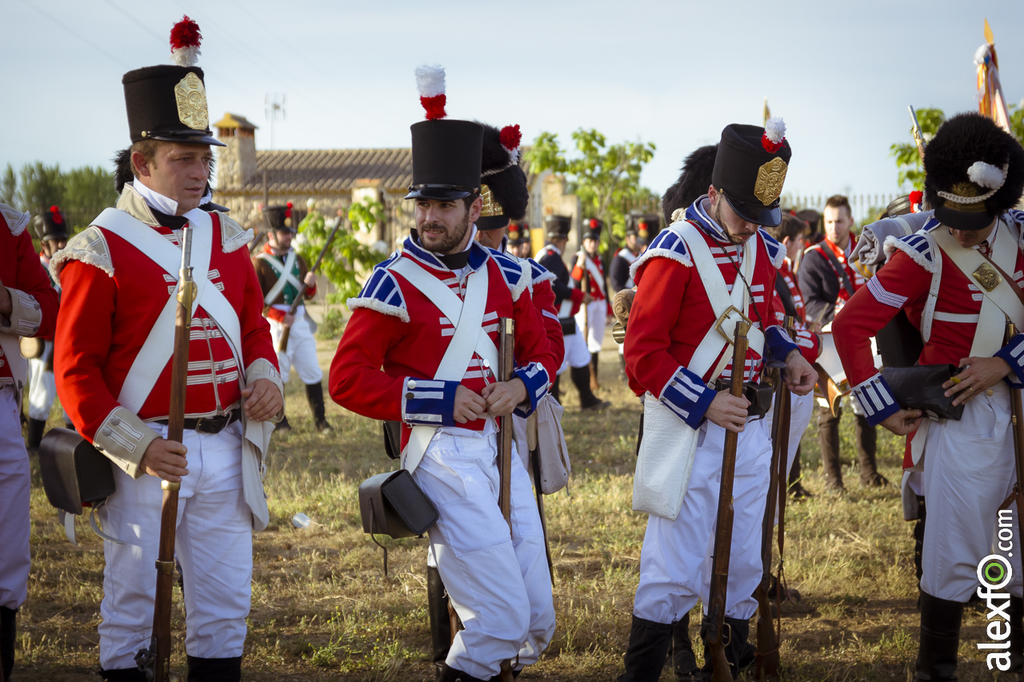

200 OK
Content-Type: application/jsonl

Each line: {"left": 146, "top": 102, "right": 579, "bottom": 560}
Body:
{"left": 277, "top": 217, "right": 343, "bottom": 352}
{"left": 135, "top": 226, "right": 196, "bottom": 682}
{"left": 496, "top": 317, "right": 516, "bottom": 682}
{"left": 706, "top": 319, "right": 752, "bottom": 682}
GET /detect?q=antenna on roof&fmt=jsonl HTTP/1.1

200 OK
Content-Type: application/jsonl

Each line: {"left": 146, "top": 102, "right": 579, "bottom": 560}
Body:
{"left": 265, "top": 92, "right": 286, "bottom": 150}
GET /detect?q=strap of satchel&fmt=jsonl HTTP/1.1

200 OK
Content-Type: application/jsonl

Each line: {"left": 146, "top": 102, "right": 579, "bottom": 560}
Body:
{"left": 819, "top": 243, "right": 856, "bottom": 297}
{"left": 979, "top": 251, "right": 1024, "bottom": 309}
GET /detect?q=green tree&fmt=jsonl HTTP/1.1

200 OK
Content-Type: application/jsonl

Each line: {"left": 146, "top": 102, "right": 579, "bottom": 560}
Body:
{"left": 296, "top": 197, "right": 386, "bottom": 304}
{"left": 1, "top": 165, "right": 15, "bottom": 206}
{"left": 63, "top": 166, "right": 118, "bottom": 232}
{"left": 527, "top": 129, "right": 656, "bottom": 250}
{"left": 890, "top": 108, "right": 945, "bottom": 191}
{"left": 16, "top": 162, "right": 65, "bottom": 215}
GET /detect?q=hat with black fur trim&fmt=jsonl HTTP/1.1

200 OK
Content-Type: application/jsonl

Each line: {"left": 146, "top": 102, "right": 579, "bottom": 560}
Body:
{"left": 583, "top": 218, "right": 603, "bottom": 241}
{"left": 33, "top": 206, "right": 69, "bottom": 242}
{"left": 478, "top": 123, "right": 528, "bottom": 231}
{"left": 264, "top": 202, "right": 296, "bottom": 233}
{"left": 662, "top": 144, "right": 718, "bottom": 224}
{"left": 924, "top": 112, "right": 1024, "bottom": 231}
{"left": 711, "top": 118, "right": 791, "bottom": 227}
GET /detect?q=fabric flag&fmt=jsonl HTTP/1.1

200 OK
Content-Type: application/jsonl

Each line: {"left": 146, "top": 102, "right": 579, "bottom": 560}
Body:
{"left": 975, "top": 19, "right": 1011, "bottom": 134}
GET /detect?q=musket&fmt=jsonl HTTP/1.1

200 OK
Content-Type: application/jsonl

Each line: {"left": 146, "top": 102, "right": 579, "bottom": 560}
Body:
{"left": 248, "top": 229, "right": 268, "bottom": 256}
{"left": 277, "top": 217, "right": 343, "bottom": 352}
{"left": 528, "top": 412, "right": 555, "bottom": 583}
{"left": 705, "top": 319, "right": 753, "bottom": 682}
{"left": 135, "top": 225, "right": 197, "bottom": 682}
{"left": 753, "top": 317, "right": 794, "bottom": 680}
{"left": 1001, "top": 322, "right": 1024, "bottom": 560}
{"left": 909, "top": 106, "right": 926, "bottom": 163}
{"left": 495, "top": 317, "right": 516, "bottom": 682}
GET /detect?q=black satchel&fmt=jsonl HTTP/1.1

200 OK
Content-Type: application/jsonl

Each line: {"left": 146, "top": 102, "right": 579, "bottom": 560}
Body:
{"left": 881, "top": 364, "right": 965, "bottom": 421}
{"left": 38, "top": 428, "right": 116, "bottom": 515}
{"left": 358, "top": 469, "right": 438, "bottom": 539}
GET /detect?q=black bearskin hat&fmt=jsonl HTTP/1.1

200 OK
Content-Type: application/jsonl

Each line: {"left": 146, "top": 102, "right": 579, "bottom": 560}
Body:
{"left": 477, "top": 122, "right": 528, "bottom": 231}
{"left": 924, "top": 112, "right": 1024, "bottom": 231}
{"left": 662, "top": 144, "right": 718, "bottom": 224}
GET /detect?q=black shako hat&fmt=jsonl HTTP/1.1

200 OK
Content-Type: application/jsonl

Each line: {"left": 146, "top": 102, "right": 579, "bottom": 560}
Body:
{"left": 545, "top": 215, "right": 572, "bottom": 240}
{"left": 627, "top": 212, "right": 660, "bottom": 245}
{"left": 583, "top": 218, "right": 603, "bottom": 241}
{"left": 264, "top": 203, "right": 296, "bottom": 233}
{"left": 405, "top": 120, "right": 483, "bottom": 201}
{"left": 711, "top": 121, "right": 791, "bottom": 228}
{"left": 478, "top": 123, "right": 528, "bottom": 230}
{"left": 121, "top": 17, "right": 223, "bottom": 148}
{"left": 925, "top": 112, "right": 1024, "bottom": 231}
{"left": 33, "top": 206, "right": 70, "bottom": 242}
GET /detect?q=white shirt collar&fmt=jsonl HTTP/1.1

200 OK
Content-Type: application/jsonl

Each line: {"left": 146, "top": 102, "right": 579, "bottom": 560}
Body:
{"left": 131, "top": 180, "right": 179, "bottom": 216}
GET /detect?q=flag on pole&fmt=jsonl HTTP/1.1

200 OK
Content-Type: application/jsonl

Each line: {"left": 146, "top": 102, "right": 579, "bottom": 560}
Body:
{"left": 763, "top": 98, "right": 771, "bottom": 126}
{"left": 975, "top": 18, "right": 1011, "bottom": 134}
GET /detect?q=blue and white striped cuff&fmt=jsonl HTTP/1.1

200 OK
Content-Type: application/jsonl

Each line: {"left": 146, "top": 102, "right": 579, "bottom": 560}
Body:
{"left": 765, "top": 325, "right": 799, "bottom": 363}
{"left": 851, "top": 374, "right": 900, "bottom": 426}
{"left": 996, "top": 333, "right": 1024, "bottom": 387}
{"left": 659, "top": 366, "right": 716, "bottom": 429}
{"left": 401, "top": 377, "right": 459, "bottom": 427}
{"left": 514, "top": 362, "right": 551, "bottom": 417}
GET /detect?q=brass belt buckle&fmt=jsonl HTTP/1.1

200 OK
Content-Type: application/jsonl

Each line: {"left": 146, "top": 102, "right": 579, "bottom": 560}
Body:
{"left": 714, "top": 305, "right": 752, "bottom": 344}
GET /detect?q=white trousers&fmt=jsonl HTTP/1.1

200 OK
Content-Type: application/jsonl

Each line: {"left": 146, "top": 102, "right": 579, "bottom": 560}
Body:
{"left": 0, "top": 387, "right": 30, "bottom": 610}
{"left": 268, "top": 307, "right": 323, "bottom": 385}
{"left": 98, "top": 421, "right": 253, "bottom": 669}
{"left": 413, "top": 431, "right": 554, "bottom": 679}
{"left": 26, "top": 341, "right": 64, "bottom": 421}
{"left": 633, "top": 418, "right": 771, "bottom": 624}
{"left": 558, "top": 328, "right": 591, "bottom": 375}
{"left": 765, "top": 390, "right": 815, "bottom": 479}
{"left": 574, "top": 301, "right": 606, "bottom": 354}
{"left": 920, "top": 383, "right": 1023, "bottom": 602}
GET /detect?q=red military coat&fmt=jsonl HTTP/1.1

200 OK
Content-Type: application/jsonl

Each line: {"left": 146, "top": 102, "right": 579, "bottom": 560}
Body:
{"left": 0, "top": 206, "right": 59, "bottom": 385}
{"left": 329, "top": 238, "right": 557, "bottom": 452}
{"left": 52, "top": 188, "right": 279, "bottom": 477}
{"left": 833, "top": 213, "right": 1024, "bottom": 433}
{"left": 624, "top": 207, "right": 797, "bottom": 429}
{"left": 774, "top": 259, "right": 821, "bottom": 363}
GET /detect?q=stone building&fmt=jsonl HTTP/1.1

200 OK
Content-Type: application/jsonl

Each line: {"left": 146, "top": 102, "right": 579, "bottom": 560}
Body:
{"left": 211, "top": 112, "right": 585, "bottom": 254}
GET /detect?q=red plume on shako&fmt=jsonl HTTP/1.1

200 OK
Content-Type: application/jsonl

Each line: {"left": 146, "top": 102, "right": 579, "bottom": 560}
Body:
{"left": 50, "top": 206, "right": 63, "bottom": 225}
{"left": 415, "top": 65, "right": 447, "bottom": 121}
{"left": 169, "top": 16, "right": 202, "bottom": 68}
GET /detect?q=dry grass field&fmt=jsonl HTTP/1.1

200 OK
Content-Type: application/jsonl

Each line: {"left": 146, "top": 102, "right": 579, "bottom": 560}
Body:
{"left": 13, "top": 320, "right": 1004, "bottom": 681}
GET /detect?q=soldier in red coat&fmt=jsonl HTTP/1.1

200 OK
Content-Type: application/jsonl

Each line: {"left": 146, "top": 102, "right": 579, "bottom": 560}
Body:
{"left": 619, "top": 121, "right": 816, "bottom": 681}
{"left": 833, "top": 113, "right": 1024, "bottom": 680}
{"left": 0, "top": 204, "right": 59, "bottom": 681}
{"left": 52, "top": 20, "right": 283, "bottom": 681}
{"left": 330, "top": 72, "right": 557, "bottom": 682}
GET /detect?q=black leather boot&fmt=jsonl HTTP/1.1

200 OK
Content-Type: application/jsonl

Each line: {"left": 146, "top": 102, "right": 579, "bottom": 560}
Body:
{"left": 855, "top": 414, "right": 887, "bottom": 486}
{"left": 186, "top": 655, "right": 241, "bottom": 682}
{"left": 916, "top": 591, "right": 963, "bottom": 681}
{"left": 787, "top": 445, "right": 812, "bottom": 499}
{"left": 98, "top": 669, "right": 146, "bottom": 681}
{"left": 437, "top": 662, "right": 487, "bottom": 682}
{"left": 618, "top": 615, "right": 673, "bottom": 681}
{"left": 914, "top": 497, "right": 927, "bottom": 608}
{"left": 428, "top": 566, "right": 452, "bottom": 678}
{"left": 668, "top": 611, "right": 698, "bottom": 680}
{"left": 817, "top": 405, "right": 844, "bottom": 491}
{"left": 699, "top": 616, "right": 753, "bottom": 680}
{"left": 304, "top": 382, "right": 331, "bottom": 432}
{"left": 1, "top": 606, "right": 15, "bottom": 682}
{"left": 276, "top": 415, "right": 292, "bottom": 432}
{"left": 571, "top": 366, "right": 608, "bottom": 410}
{"left": 590, "top": 351, "right": 601, "bottom": 387}
{"left": 26, "top": 418, "right": 46, "bottom": 451}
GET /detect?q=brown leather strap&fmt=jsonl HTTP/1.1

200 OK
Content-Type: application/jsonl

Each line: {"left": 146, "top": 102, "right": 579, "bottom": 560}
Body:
{"left": 980, "top": 250, "right": 1024, "bottom": 309}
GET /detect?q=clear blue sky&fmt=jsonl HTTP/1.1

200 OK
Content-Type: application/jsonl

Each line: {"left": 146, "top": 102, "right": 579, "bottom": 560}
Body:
{"left": 4, "top": 0, "right": 1023, "bottom": 209}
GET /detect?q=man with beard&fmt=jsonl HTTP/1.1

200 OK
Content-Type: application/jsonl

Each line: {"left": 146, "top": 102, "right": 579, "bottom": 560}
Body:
{"left": 618, "top": 120, "right": 816, "bottom": 681}
{"left": 833, "top": 112, "right": 1024, "bottom": 681}
{"left": 329, "top": 70, "right": 557, "bottom": 682}
{"left": 252, "top": 203, "right": 330, "bottom": 432}
{"left": 799, "top": 195, "right": 886, "bottom": 491}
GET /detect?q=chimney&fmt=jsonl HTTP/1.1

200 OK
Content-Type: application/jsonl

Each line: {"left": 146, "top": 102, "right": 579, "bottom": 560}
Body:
{"left": 213, "top": 113, "right": 258, "bottom": 190}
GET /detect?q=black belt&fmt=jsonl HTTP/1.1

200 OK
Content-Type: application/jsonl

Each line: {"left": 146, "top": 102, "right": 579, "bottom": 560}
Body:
{"left": 154, "top": 410, "right": 241, "bottom": 434}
